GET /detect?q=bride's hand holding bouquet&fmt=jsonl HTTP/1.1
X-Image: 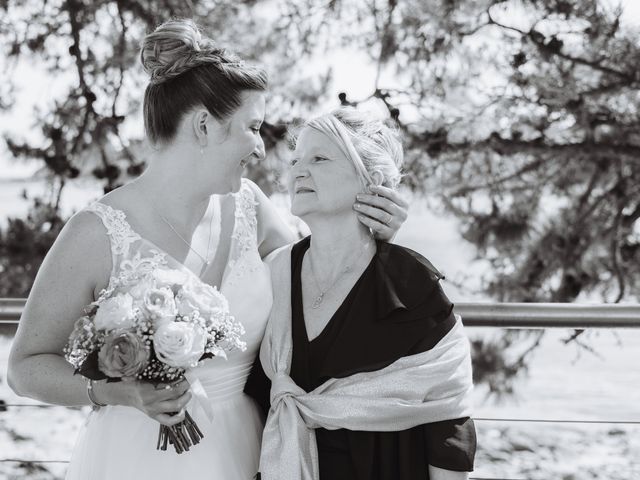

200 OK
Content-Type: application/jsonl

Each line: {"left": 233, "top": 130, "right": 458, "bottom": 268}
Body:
{"left": 64, "top": 266, "right": 246, "bottom": 454}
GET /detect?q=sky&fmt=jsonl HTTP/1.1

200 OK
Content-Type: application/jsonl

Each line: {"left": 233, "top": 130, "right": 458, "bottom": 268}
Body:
{"left": 0, "top": 0, "right": 639, "bottom": 179}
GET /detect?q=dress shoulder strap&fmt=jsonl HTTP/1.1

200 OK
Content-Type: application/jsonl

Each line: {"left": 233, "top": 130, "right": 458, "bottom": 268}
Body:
{"left": 230, "top": 179, "right": 259, "bottom": 255}
{"left": 84, "top": 202, "right": 141, "bottom": 258}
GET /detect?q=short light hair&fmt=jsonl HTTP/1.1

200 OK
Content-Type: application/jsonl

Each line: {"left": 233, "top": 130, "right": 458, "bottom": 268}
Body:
{"left": 304, "top": 108, "right": 403, "bottom": 189}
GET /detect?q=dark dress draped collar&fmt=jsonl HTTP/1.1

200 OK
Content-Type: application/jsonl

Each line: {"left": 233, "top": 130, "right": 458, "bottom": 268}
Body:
{"left": 374, "top": 239, "right": 446, "bottom": 320}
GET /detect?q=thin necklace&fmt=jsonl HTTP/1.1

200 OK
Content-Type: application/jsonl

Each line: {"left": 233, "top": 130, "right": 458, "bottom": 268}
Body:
{"left": 159, "top": 210, "right": 215, "bottom": 268}
{"left": 307, "top": 241, "right": 374, "bottom": 309}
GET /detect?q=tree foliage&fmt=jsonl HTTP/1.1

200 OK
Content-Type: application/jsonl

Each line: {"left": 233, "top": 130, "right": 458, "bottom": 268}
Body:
{"left": 1, "top": 0, "right": 638, "bottom": 393}
{"left": 0, "top": 200, "right": 65, "bottom": 297}
{"left": 264, "top": 0, "right": 640, "bottom": 392}
{"left": 271, "top": 0, "right": 640, "bottom": 304}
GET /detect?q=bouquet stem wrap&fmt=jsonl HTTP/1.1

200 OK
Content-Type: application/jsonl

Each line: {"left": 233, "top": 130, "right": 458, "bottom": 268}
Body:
{"left": 155, "top": 374, "right": 215, "bottom": 454}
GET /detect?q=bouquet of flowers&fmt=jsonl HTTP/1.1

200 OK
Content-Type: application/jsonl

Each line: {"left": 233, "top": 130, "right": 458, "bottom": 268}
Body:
{"left": 64, "top": 265, "right": 246, "bottom": 454}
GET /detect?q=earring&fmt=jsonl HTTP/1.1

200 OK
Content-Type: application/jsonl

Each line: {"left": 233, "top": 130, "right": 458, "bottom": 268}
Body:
{"left": 200, "top": 146, "right": 204, "bottom": 155}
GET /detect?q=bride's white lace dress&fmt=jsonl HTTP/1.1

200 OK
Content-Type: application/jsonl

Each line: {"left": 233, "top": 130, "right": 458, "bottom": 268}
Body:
{"left": 65, "top": 180, "right": 272, "bottom": 480}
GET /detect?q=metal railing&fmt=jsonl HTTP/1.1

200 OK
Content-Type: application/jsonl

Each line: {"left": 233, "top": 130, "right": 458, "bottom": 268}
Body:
{"left": 0, "top": 298, "right": 25, "bottom": 323}
{"left": 3, "top": 298, "right": 640, "bottom": 328}
{"left": 2, "top": 298, "right": 640, "bottom": 480}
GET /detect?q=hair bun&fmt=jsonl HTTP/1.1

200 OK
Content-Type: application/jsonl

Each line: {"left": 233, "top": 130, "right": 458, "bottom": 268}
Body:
{"left": 140, "top": 19, "right": 227, "bottom": 85}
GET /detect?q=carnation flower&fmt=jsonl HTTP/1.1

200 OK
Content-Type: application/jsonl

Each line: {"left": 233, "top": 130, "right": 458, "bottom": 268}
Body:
{"left": 93, "top": 293, "right": 135, "bottom": 331}
{"left": 153, "top": 321, "right": 206, "bottom": 369}
{"left": 98, "top": 330, "right": 150, "bottom": 378}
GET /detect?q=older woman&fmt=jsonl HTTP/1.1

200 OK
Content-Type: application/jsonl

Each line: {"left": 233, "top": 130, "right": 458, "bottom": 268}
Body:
{"left": 245, "top": 108, "right": 476, "bottom": 480}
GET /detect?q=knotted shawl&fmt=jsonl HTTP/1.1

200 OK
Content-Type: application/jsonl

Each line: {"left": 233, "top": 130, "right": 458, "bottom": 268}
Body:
{"left": 258, "top": 245, "right": 474, "bottom": 480}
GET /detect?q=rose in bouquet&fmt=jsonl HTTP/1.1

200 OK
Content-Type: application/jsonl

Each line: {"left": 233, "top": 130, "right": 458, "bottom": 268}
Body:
{"left": 64, "top": 266, "right": 246, "bottom": 454}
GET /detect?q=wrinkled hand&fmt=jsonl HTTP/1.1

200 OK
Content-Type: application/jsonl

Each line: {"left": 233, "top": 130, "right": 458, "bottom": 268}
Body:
{"left": 354, "top": 185, "right": 409, "bottom": 241}
{"left": 123, "top": 379, "right": 192, "bottom": 426}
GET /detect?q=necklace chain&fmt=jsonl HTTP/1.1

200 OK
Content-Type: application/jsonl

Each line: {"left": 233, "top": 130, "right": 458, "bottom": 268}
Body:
{"left": 307, "top": 242, "right": 373, "bottom": 309}
{"left": 159, "top": 211, "right": 215, "bottom": 269}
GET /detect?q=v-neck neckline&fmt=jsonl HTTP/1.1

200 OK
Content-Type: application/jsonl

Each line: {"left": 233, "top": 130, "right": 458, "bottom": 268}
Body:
{"left": 96, "top": 198, "right": 237, "bottom": 291}
{"left": 294, "top": 238, "right": 375, "bottom": 344}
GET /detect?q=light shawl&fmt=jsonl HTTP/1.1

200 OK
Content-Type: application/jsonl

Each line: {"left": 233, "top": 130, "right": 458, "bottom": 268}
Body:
{"left": 258, "top": 245, "right": 474, "bottom": 480}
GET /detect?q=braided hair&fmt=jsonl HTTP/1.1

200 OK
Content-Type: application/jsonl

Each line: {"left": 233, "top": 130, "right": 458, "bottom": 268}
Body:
{"left": 140, "top": 19, "right": 267, "bottom": 144}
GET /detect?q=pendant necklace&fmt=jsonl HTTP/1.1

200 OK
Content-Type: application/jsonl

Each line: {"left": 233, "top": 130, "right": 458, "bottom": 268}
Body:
{"left": 159, "top": 210, "right": 215, "bottom": 269}
{"left": 307, "top": 241, "right": 373, "bottom": 309}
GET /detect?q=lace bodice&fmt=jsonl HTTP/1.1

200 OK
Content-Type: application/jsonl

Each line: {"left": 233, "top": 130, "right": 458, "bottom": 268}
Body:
{"left": 84, "top": 179, "right": 273, "bottom": 401}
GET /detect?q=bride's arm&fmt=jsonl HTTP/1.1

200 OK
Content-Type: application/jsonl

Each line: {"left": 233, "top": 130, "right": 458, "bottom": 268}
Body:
{"left": 244, "top": 180, "right": 409, "bottom": 259}
{"left": 8, "top": 212, "right": 112, "bottom": 405}
{"left": 8, "top": 213, "right": 191, "bottom": 425}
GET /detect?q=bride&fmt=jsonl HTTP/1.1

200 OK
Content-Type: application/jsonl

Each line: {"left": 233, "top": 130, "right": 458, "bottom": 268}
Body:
{"left": 7, "top": 19, "right": 408, "bottom": 479}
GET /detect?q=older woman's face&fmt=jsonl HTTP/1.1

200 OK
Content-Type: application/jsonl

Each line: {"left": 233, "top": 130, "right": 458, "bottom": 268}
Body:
{"left": 288, "top": 127, "right": 362, "bottom": 219}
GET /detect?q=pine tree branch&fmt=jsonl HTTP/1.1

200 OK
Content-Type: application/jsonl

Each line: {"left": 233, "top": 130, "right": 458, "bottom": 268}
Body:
{"left": 512, "top": 330, "right": 545, "bottom": 370}
{"left": 64, "top": 0, "right": 97, "bottom": 156}
{"left": 450, "top": 157, "right": 545, "bottom": 196}
{"left": 611, "top": 210, "right": 626, "bottom": 303}
{"left": 420, "top": 133, "right": 640, "bottom": 158}
{"left": 485, "top": 5, "right": 637, "bottom": 84}
{"left": 64, "top": 0, "right": 91, "bottom": 99}
{"left": 116, "top": 0, "right": 157, "bottom": 29}
{"left": 112, "top": 0, "right": 128, "bottom": 119}
{"left": 622, "top": 204, "right": 640, "bottom": 228}
{"left": 575, "top": 177, "right": 623, "bottom": 226}
{"left": 574, "top": 167, "right": 602, "bottom": 220}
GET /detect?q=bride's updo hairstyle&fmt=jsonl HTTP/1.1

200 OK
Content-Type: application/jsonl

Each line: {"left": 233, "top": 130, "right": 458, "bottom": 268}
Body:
{"left": 140, "top": 19, "right": 267, "bottom": 144}
{"left": 304, "top": 108, "right": 403, "bottom": 189}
